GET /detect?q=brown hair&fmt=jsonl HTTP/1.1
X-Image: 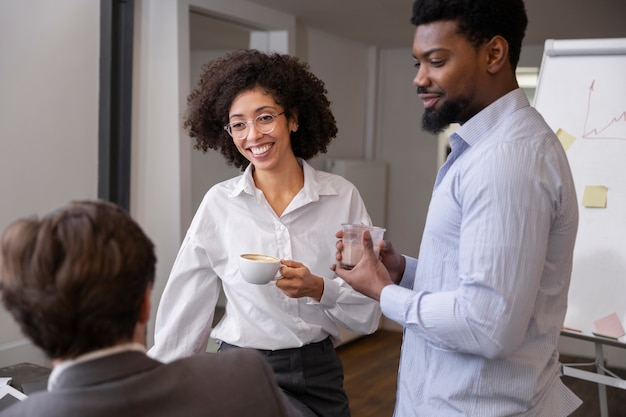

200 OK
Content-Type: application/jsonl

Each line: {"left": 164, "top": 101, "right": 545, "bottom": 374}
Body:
{"left": 184, "top": 49, "right": 338, "bottom": 170}
{"left": 0, "top": 200, "right": 156, "bottom": 359}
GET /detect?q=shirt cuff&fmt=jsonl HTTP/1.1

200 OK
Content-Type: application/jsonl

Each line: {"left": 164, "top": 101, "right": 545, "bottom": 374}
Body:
{"left": 399, "top": 255, "right": 417, "bottom": 289}
{"left": 315, "top": 276, "right": 338, "bottom": 306}
{"left": 380, "top": 284, "right": 416, "bottom": 327}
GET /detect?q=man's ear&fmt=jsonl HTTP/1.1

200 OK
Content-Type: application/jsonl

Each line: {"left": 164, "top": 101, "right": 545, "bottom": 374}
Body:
{"left": 485, "top": 35, "right": 509, "bottom": 74}
{"left": 138, "top": 285, "right": 151, "bottom": 324}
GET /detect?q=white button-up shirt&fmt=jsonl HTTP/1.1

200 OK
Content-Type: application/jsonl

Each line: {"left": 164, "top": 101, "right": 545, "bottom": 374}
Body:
{"left": 150, "top": 160, "right": 381, "bottom": 362}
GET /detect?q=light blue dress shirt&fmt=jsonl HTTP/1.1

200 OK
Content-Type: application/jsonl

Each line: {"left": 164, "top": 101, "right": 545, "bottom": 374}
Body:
{"left": 381, "top": 89, "right": 582, "bottom": 416}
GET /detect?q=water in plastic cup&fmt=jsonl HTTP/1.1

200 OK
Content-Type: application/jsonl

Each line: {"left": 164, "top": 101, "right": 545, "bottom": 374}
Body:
{"left": 340, "top": 224, "right": 386, "bottom": 270}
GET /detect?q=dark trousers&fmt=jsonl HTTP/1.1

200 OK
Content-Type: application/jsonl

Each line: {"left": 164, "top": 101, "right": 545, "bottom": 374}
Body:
{"left": 219, "top": 338, "right": 350, "bottom": 417}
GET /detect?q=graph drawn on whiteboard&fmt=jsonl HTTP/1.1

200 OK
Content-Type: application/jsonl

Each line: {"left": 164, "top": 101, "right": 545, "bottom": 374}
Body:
{"left": 534, "top": 38, "right": 626, "bottom": 340}
{"left": 582, "top": 80, "right": 626, "bottom": 140}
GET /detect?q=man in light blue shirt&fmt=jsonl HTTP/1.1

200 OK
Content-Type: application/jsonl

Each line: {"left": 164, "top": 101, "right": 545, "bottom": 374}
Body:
{"left": 334, "top": 0, "right": 582, "bottom": 415}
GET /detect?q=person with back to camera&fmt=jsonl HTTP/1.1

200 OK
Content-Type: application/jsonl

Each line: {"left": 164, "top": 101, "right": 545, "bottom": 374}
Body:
{"left": 0, "top": 200, "right": 302, "bottom": 417}
{"left": 333, "top": 0, "right": 583, "bottom": 416}
{"left": 149, "top": 49, "right": 381, "bottom": 417}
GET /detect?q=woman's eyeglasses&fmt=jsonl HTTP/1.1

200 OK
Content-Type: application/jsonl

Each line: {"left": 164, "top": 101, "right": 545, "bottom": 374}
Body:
{"left": 224, "top": 112, "right": 285, "bottom": 140}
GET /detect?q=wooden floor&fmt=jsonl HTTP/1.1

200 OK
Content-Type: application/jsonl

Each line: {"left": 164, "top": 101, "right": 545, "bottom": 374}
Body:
{"left": 337, "top": 330, "right": 626, "bottom": 417}
{"left": 338, "top": 330, "right": 400, "bottom": 417}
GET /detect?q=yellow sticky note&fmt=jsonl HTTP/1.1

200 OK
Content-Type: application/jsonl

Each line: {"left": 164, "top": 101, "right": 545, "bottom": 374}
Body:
{"left": 582, "top": 185, "right": 608, "bottom": 208}
{"left": 556, "top": 128, "right": 576, "bottom": 151}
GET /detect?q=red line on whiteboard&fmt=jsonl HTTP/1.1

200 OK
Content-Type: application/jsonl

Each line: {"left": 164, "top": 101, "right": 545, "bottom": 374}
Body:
{"left": 582, "top": 80, "right": 626, "bottom": 140}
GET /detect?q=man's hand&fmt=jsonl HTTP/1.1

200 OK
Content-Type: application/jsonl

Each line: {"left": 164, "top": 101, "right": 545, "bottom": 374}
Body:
{"left": 332, "top": 230, "right": 404, "bottom": 301}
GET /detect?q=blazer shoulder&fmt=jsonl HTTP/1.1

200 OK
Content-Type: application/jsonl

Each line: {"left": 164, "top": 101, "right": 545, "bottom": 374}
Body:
{"left": 172, "top": 351, "right": 300, "bottom": 417}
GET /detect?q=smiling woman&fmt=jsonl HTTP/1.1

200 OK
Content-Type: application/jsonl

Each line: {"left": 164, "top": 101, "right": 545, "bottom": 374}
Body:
{"left": 183, "top": 49, "right": 337, "bottom": 170}
{"left": 225, "top": 88, "right": 298, "bottom": 178}
{"left": 148, "top": 49, "right": 381, "bottom": 417}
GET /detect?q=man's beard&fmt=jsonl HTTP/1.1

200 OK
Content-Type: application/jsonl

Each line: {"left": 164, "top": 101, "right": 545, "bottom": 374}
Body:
{"left": 421, "top": 99, "right": 463, "bottom": 134}
{"left": 417, "top": 88, "right": 471, "bottom": 135}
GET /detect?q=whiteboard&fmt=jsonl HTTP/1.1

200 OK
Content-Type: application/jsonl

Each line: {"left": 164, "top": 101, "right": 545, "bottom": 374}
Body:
{"left": 533, "top": 38, "right": 626, "bottom": 339}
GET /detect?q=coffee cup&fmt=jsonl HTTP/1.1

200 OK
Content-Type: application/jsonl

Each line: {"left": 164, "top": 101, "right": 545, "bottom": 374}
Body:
{"left": 340, "top": 224, "right": 386, "bottom": 270}
{"left": 238, "top": 254, "right": 281, "bottom": 284}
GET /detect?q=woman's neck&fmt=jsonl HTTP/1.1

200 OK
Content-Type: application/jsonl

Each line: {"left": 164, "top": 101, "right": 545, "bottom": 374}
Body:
{"left": 253, "top": 157, "right": 304, "bottom": 216}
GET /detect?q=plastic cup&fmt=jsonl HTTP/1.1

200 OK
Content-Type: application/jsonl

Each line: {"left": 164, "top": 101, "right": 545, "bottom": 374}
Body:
{"left": 340, "top": 224, "right": 386, "bottom": 270}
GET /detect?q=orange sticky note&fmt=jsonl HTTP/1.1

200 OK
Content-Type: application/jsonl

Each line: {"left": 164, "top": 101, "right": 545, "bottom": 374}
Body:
{"left": 593, "top": 312, "right": 625, "bottom": 338}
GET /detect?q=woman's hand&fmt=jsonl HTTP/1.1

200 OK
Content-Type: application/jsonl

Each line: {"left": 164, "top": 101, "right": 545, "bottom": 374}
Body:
{"left": 276, "top": 260, "right": 324, "bottom": 301}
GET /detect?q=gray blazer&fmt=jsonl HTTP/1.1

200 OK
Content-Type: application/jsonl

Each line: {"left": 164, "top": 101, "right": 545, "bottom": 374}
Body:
{"left": 0, "top": 349, "right": 302, "bottom": 417}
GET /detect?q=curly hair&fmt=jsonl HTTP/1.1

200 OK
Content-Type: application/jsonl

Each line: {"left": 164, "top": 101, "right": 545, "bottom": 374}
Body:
{"left": 411, "top": 0, "right": 527, "bottom": 71}
{"left": 184, "top": 49, "right": 338, "bottom": 170}
{"left": 0, "top": 200, "right": 156, "bottom": 359}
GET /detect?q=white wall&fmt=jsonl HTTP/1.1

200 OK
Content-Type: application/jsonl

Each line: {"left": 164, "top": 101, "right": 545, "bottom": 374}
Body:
{"left": 0, "top": 0, "right": 100, "bottom": 367}
{"left": 131, "top": 0, "right": 193, "bottom": 349}
{"left": 374, "top": 48, "right": 438, "bottom": 257}
{"left": 304, "top": 28, "right": 370, "bottom": 164}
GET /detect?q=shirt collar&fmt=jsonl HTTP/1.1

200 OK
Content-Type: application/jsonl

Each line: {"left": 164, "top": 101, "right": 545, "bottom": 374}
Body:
{"left": 48, "top": 343, "right": 146, "bottom": 391}
{"left": 455, "top": 88, "right": 530, "bottom": 148}
{"left": 228, "top": 158, "right": 339, "bottom": 201}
